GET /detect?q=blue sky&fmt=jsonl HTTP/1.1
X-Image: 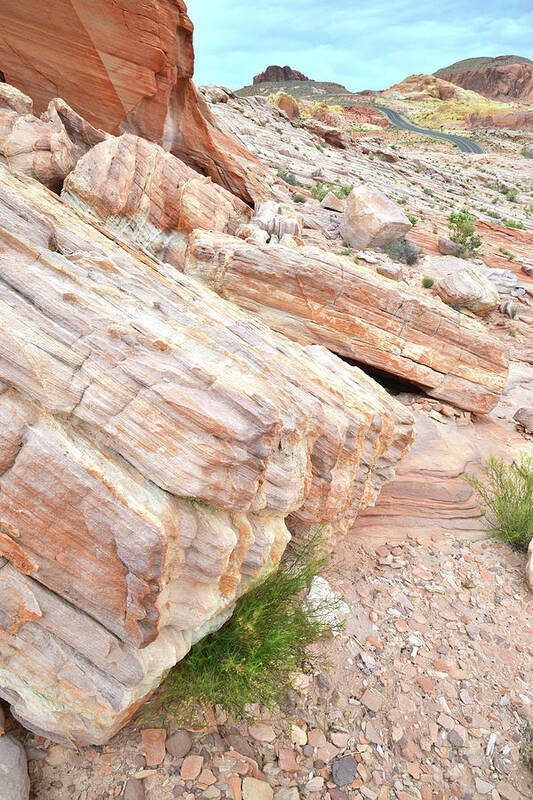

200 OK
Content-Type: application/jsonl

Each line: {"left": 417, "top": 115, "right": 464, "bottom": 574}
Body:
{"left": 187, "top": 0, "right": 533, "bottom": 91}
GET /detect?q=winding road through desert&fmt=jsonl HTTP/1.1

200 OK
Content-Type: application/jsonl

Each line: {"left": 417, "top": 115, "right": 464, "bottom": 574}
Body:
{"left": 374, "top": 105, "right": 485, "bottom": 153}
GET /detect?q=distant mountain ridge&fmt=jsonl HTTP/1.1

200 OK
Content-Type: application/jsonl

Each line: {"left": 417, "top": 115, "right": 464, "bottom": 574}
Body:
{"left": 435, "top": 55, "right": 533, "bottom": 77}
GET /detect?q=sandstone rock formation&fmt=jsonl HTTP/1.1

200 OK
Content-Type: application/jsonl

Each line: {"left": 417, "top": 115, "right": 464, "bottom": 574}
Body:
{"left": 254, "top": 66, "right": 310, "bottom": 85}
{"left": 340, "top": 186, "right": 412, "bottom": 250}
{"left": 434, "top": 267, "right": 499, "bottom": 316}
{"left": 62, "top": 133, "right": 252, "bottom": 264}
{"left": 0, "top": 163, "right": 414, "bottom": 744}
{"left": 183, "top": 231, "right": 508, "bottom": 414}
{"left": 0, "top": 0, "right": 270, "bottom": 203}
{"left": 437, "top": 60, "right": 533, "bottom": 104}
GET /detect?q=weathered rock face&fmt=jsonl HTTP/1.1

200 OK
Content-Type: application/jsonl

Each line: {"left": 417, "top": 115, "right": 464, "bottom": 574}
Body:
{"left": 439, "top": 63, "right": 533, "bottom": 104}
{"left": 183, "top": 231, "right": 509, "bottom": 414}
{"left": 434, "top": 267, "right": 499, "bottom": 316}
{"left": 254, "top": 66, "right": 309, "bottom": 85}
{"left": 62, "top": 133, "right": 252, "bottom": 264}
{"left": 0, "top": 163, "right": 414, "bottom": 744}
{"left": 340, "top": 187, "right": 412, "bottom": 250}
{"left": 0, "top": 0, "right": 270, "bottom": 203}
{"left": 470, "top": 108, "right": 533, "bottom": 132}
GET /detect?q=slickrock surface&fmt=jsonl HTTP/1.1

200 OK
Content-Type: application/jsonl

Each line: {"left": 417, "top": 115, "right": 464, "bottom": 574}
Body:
{"left": 184, "top": 231, "right": 509, "bottom": 414}
{"left": 0, "top": 0, "right": 271, "bottom": 203}
{"left": 0, "top": 162, "right": 414, "bottom": 744}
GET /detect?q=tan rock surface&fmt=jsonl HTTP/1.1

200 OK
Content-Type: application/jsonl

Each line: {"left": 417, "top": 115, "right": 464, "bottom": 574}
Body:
{"left": 184, "top": 231, "right": 509, "bottom": 413}
{"left": 0, "top": 163, "right": 414, "bottom": 744}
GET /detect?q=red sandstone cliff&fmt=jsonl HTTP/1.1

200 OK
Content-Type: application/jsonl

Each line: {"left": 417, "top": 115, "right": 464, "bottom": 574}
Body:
{"left": 439, "top": 63, "right": 533, "bottom": 104}
{"left": 0, "top": 0, "right": 269, "bottom": 203}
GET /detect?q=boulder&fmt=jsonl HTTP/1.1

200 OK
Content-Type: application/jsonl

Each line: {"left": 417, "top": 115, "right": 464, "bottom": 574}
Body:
{"left": 320, "top": 192, "right": 345, "bottom": 213}
{"left": 438, "top": 236, "right": 461, "bottom": 256}
{"left": 513, "top": 408, "right": 533, "bottom": 433}
{"left": 0, "top": 735, "right": 30, "bottom": 800}
{"left": 0, "top": 0, "right": 270, "bottom": 204}
{"left": 0, "top": 163, "right": 414, "bottom": 744}
{"left": 435, "top": 267, "right": 499, "bottom": 315}
{"left": 304, "top": 119, "right": 347, "bottom": 148}
{"left": 340, "top": 186, "right": 412, "bottom": 250}
{"left": 184, "top": 231, "right": 508, "bottom": 414}
{"left": 62, "top": 133, "right": 251, "bottom": 264}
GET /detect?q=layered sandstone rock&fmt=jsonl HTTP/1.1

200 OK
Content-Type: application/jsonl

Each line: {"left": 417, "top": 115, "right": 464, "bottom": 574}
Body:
{"left": 62, "top": 133, "right": 251, "bottom": 264}
{"left": 340, "top": 187, "right": 412, "bottom": 250}
{"left": 254, "top": 66, "right": 310, "bottom": 85}
{"left": 183, "top": 231, "right": 509, "bottom": 414}
{"left": 0, "top": 0, "right": 270, "bottom": 203}
{"left": 0, "top": 163, "right": 414, "bottom": 744}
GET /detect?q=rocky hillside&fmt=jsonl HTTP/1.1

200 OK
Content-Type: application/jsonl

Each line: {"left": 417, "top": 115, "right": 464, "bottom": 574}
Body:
{"left": 436, "top": 56, "right": 533, "bottom": 104}
{"left": 254, "top": 65, "right": 309, "bottom": 84}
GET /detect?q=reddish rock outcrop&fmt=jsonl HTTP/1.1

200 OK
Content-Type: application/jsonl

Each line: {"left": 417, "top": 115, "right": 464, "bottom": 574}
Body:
{"left": 0, "top": 162, "right": 414, "bottom": 744}
{"left": 470, "top": 108, "right": 533, "bottom": 132}
{"left": 439, "top": 63, "right": 533, "bottom": 104}
{"left": 0, "top": 0, "right": 269, "bottom": 203}
{"left": 254, "top": 66, "right": 309, "bottom": 85}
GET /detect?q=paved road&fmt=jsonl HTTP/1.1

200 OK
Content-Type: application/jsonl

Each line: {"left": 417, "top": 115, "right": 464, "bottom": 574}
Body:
{"left": 374, "top": 105, "right": 485, "bottom": 154}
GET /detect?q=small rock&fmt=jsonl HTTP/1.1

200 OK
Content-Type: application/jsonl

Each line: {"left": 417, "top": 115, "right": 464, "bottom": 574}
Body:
{"left": 376, "top": 262, "right": 403, "bottom": 281}
{"left": 438, "top": 236, "right": 461, "bottom": 256}
{"left": 308, "top": 728, "right": 327, "bottom": 748}
{"left": 124, "top": 778, "right": 145, "bottom": 800}
{"left": 242, "top": 776, "right": 274, "bottom": 800}
{"left": 249, "top": 724, "right": 276, "bottom": 744}
{"left": 417, "top": 676, "right": 435, "bottom": 693}
{"left": 332, "top": 755, "right": 358, "bottom": 787}
{"left": 278, "top": 747, "right": 299, "bottom": 772}
{"left": 360, "top": 687, "right": 385, "bottom": 712}
{"left": 166, "top": 729, "right": 193, "bottom": 759}
{"left": 181, "top": 754, "right": 203, "bottom": 781}
{"left": 290, "top": 724, "right": 307, "bottom": 746}
{"left": 46, "top": 745, "right": 69, "bottom": 766}
{"left": 141, "top": 728, "right": 167, "bottom": 767}
{"left": 306, "top": 776, "right": 324, "bottom": 791}
{"left": 447, "top": 730, "right": 464, "bottom": 747}
{"left": 0, "top": 735, "right": 30, "bottom": 800}
{"left": 274, "top": 789, "right": 299, "bottom": 800}
{"left": 513, "top": 407, "right": 533, "bottom": 434}
{"left": 474, "top": 778, "right": 493, "bottom": 795}
{"left": 330, "top": 731, "right": 350, "bottom": 749}
{"left": 328, "top": 790, "right": 349, "bottom": 800}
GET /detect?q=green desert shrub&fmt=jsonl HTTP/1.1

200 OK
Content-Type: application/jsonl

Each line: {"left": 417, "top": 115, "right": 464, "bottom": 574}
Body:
{"left": 448, "top": 210, "right": 482, "bottom": 257}
{"left": 421, "top": 276, "right": 434, "bottom": 288}
{"left": 503, "top": 218, "right": 524, "bottom": 230}
{"left": 385, "top": 239, "right": 420, "bottom": 265}
{"left": 276, "top": 168, "right": 300, "bottom": 186}
{"left": 466, "top": 453, "right": 533, "bottom": 552}
{"left": 293, "top": 193, "right": 306, "bottom": 204}
{"left": 140, "top": 537, "right": 340, "bottom": 723}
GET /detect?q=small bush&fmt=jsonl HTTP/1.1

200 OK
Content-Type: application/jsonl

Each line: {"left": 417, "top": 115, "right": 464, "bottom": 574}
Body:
{"left": 293, "top": 193, "right": 306, "bottom": 204}
{"left": 448, "top": 210, "right": 482, "bottom": 257}
{"left": 407, "top": 214, "right": 418, "bottom": 226}
{"left": 422, "top": 276, "right": 434, "bottom": 288}
{"left": 277, "top": 168, "right": 300, "bottom": 187}
{"left": 503, "top": 218, "right": 524, "bottom": 230}
{"left": 385, "top": 239, "right": 420, "bottom": 265}
{"left": 466, "top": 453, "right": 533, "bottom": 552}
{"left": 522, "top": 148, "right": 533, "bottom": 160}
{"left": 139, "top": 537, "right": 340, "bottom": 723}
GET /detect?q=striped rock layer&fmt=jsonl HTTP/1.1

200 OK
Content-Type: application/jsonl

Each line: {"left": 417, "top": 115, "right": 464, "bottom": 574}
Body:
{"left": 0, "top": 164, "right": 414, "bottom": 744}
